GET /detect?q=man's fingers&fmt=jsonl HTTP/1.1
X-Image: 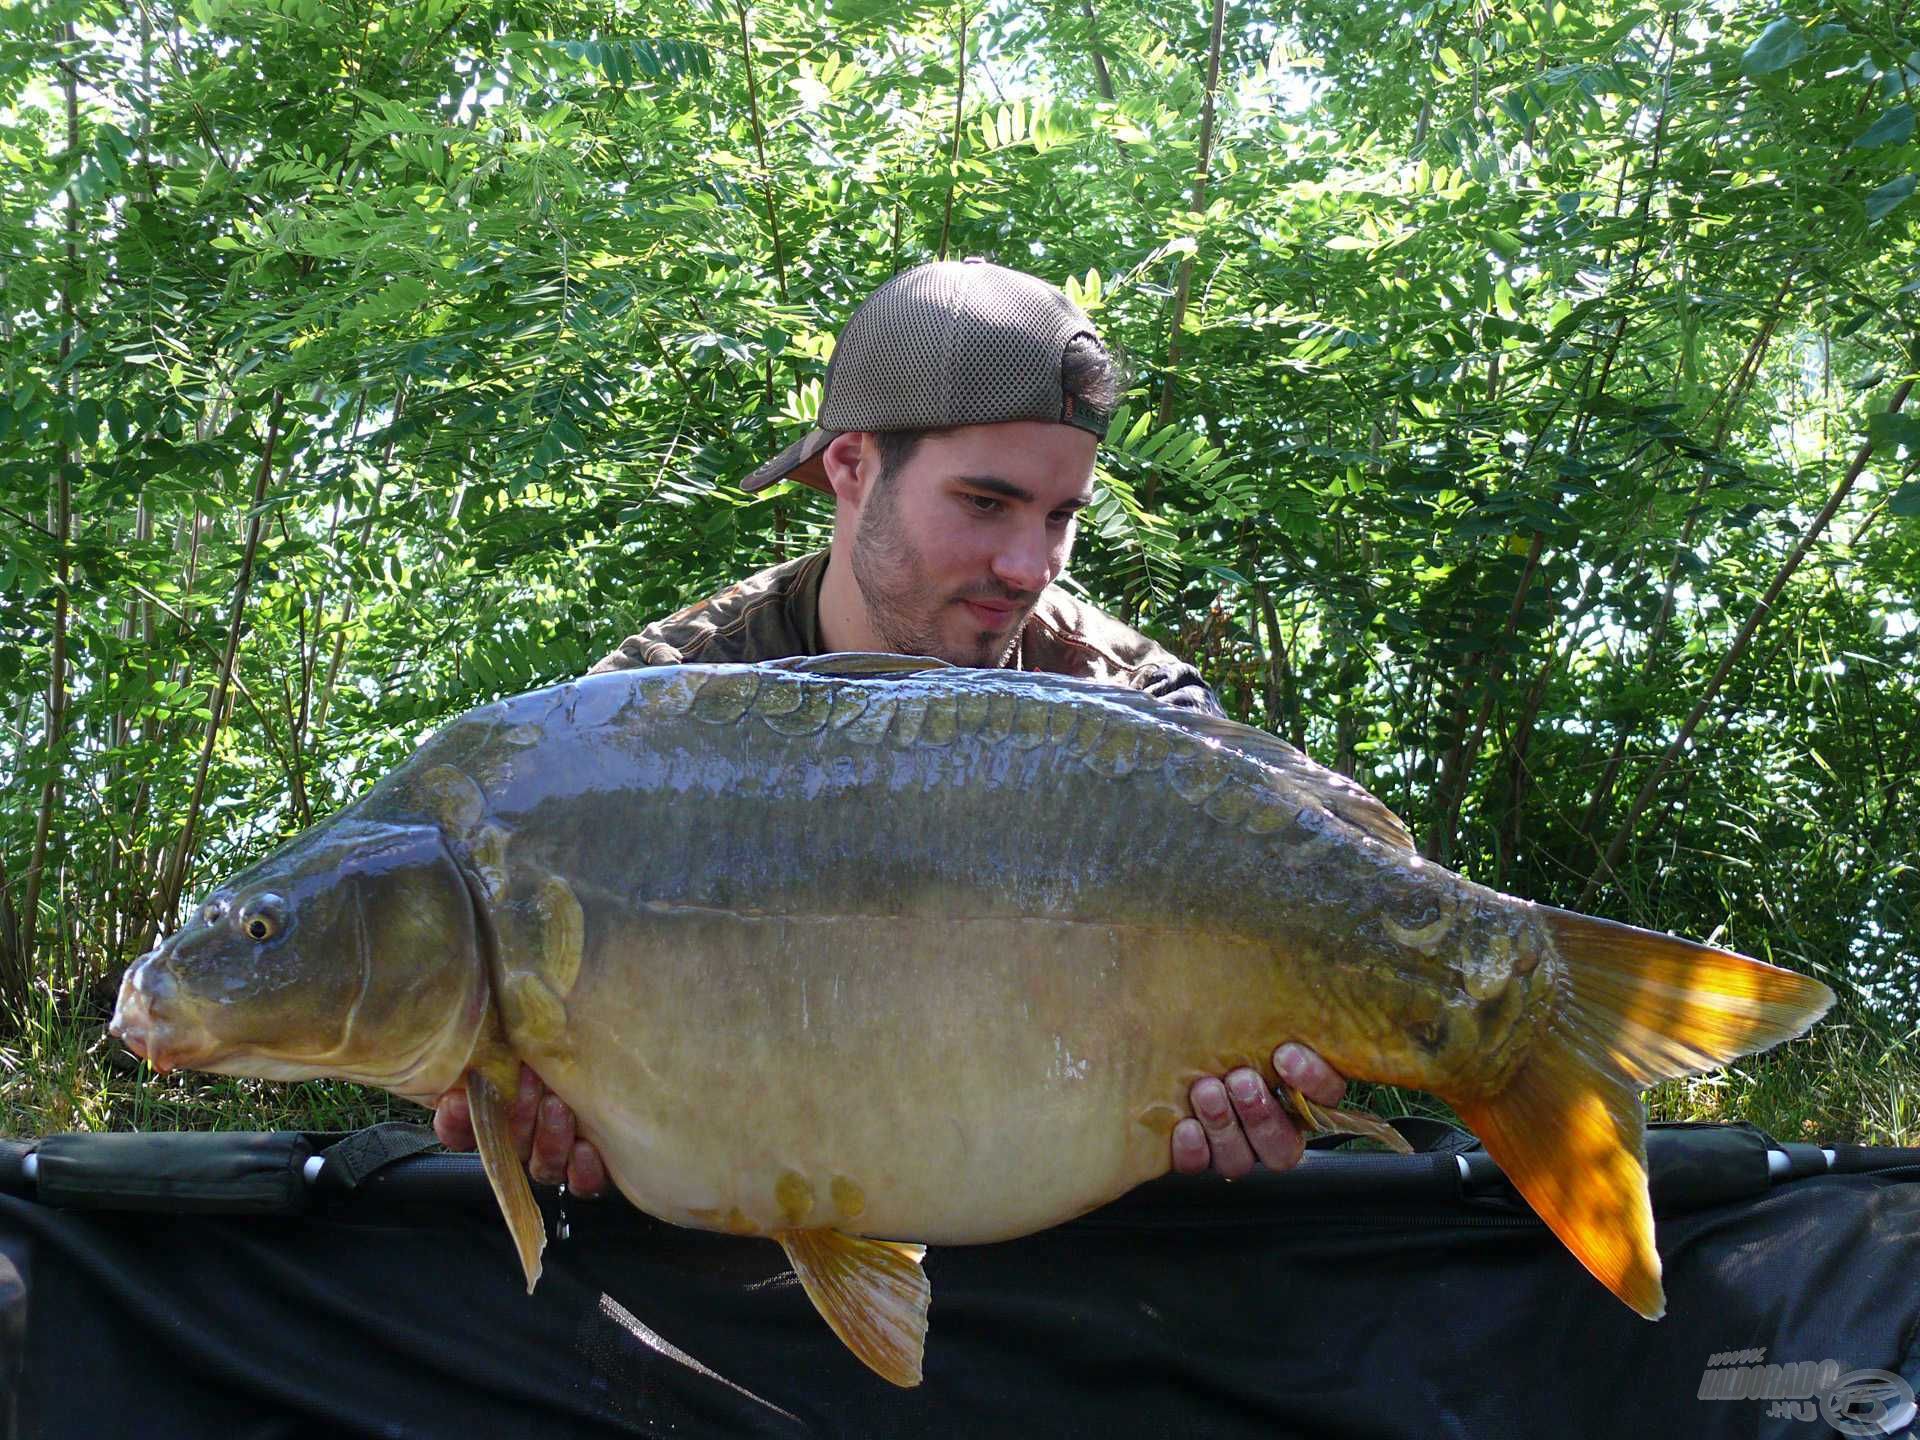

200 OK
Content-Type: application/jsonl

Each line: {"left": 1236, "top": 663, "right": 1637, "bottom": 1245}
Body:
{"left": 1275, "top": 1043, "right": 1346, "bottom": 1107}
{"left": 1170, "top": 1118, "right": 1210, "bottom": 1175}
{"left": 433, "top": 1087, "right": 474, "bottom": 1152}
{"left": 508, "top": 1065, "right": 540, "bottom": 1163}
{"left": 1226, "top": 1068, "right": 1304, "bottom": 1172}
{"left": 567, "top": 1140, "right": 608, "bottom": 1198}
{"left": 530, "top": 1094, "right": 575, "bottom": 1186}
{"left": 1189, "top": 1076, "right": 1255, "bottom": 1179}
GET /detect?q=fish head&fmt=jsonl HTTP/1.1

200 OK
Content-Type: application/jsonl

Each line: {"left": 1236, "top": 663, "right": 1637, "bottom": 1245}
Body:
{"left": 110, "top": 819, "right": 489, "bottom": 1100}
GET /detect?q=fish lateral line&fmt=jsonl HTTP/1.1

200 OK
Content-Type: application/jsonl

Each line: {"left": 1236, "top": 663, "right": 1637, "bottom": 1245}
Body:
{"left": 631, "top": 897, "right": 1245, "bottom": 936}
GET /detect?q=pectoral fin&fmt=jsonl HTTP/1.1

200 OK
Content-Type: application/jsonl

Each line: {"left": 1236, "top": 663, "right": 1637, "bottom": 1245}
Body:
{"left": 1281, "top": 1086, "right": 1415, "bottom": 1155}
{"left": 466, "top": 1061, "right": 547, "bottom": 1293}
{"left": 775, "top": 1228, "right": 931, "bottom": 1388}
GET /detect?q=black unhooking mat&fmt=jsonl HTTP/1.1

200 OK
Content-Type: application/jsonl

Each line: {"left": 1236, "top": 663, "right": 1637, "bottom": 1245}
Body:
{"left": 0, "top": 1119, "right": 1913, "bottom": 1439}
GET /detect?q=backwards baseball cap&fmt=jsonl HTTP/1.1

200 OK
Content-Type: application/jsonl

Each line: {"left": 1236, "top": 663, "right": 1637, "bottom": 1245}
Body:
{"left": 742, "top": 258, "right": 1112, "bottom": 495}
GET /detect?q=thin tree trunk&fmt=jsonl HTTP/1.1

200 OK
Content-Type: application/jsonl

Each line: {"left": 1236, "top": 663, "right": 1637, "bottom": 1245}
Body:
{"left": 158, "top": 395, "right": 289, "bottom": 929}
{"left": 19, "top": 32, "right": 83, "bottom": 997}
{"left": 1423, "top": 534, "right": 1546, "bottom": 863}
{"left": 313, "top": 387, "right": 404, "bottom": 737}
{"left": 1573, "top": 283, "right": 1791, "bottom": 846}
{"left": 1148, "top": 0, "right": 1227, "bottom": 458}
{"left": 1424, "top": 36, "right": 1677, "bottom": 864}
{"left": 1579, "top": 377, "right": 1916, "bottom": 906}
{"left": 734, "top": 2, "right": 787, "bottom": 301}
{"left": 0, "top": 857, "right": 22, "bottom": 1020}
{"left": 936, "top": 4, "right": 969, "bottom": 260}
{"left": 1254, "top": 584, "right": 1302, "bottom": 749}
{"left": 1495, "top": 565, "right": 1608, "bottom": 887}
{"left": 1079, "top": 0, "right": 1115, "bottom": 101}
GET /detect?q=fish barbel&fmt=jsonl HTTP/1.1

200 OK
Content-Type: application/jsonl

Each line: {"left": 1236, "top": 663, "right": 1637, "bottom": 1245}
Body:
{"left": 110, "top": 655, "right": 1833, "bottom": 1385}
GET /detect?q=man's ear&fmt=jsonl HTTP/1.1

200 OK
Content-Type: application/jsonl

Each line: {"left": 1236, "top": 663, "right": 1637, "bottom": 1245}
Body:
{"left": 820, "top": 432, "right": 876, "bottom": 509}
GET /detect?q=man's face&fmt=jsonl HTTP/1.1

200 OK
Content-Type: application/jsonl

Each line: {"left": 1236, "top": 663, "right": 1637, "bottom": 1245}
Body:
{"left": 846, "top": 421, "right": 1097, "bottom": 667}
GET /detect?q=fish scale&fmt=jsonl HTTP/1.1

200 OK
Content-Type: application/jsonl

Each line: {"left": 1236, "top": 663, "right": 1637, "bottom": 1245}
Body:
{"left": 110, "top": 653, "right": 1833, "bottom": 1389}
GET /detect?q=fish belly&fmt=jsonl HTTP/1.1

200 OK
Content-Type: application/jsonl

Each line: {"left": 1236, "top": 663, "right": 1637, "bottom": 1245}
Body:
{"left": 522, "top": 902, "right": 1291, "bottom": 1245}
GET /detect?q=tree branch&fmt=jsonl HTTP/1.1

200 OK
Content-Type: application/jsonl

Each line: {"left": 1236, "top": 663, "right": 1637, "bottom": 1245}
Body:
{"left": 1580, "top": 375, "right": 1917, "bottom": 906}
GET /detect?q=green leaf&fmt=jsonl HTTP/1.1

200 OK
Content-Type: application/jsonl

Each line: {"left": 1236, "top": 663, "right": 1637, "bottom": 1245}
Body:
{"left": 1889, "top": 482, "right": 1920, "bottom": 517}
{"left": 1325, "top": 235, "right": 1374, "bottom": 251}
{"left": 1866, "top": 174, "right": 1917, "bottom": 222}
{"left": 1852, "top": 105, "right": 1915, "bottom": 149}
{"left": 1741, "top": 19, "right": 1806, "bottom": 77}
{"left": 1867, "top": 411, "right": 1920, "bottom": 451}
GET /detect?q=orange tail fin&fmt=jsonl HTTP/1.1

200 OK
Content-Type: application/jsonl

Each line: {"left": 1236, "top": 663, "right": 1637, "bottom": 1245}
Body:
{"left": 1453, "top": 907, "right": 1833, "bottom": 1320}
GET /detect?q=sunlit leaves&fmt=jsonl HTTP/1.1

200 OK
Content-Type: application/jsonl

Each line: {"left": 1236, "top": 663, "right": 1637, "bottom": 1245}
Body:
{"left": 1740, "top": 18, "right": 1808, "bottom": 77}
{"left": 1867, "top": 412, "right": 1920, "bottom": 453}
{"left": 1866, "top": 175, "right": 1917, "bottom": 224}
{"left": 1853, "top": 106, "right": 1915, "bottom": 150}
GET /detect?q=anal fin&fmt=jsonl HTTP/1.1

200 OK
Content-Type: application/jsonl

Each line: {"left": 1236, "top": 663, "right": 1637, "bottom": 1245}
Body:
{"left": 775, "top": 1228, "right": 931, "bottom": 1387}
{"left": 466, "top": 1061, "right": 547, "bottom": 1293}
{"left": 1281, "top": 1087, "right": 1415, "bottom": 1155}
{"left": 1455, "top": 1040, "right": 1662, "bottom": 1319}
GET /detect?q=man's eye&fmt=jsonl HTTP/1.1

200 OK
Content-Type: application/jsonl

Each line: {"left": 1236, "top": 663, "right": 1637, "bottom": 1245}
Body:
{"left": 963, "top": 494, "right": 1002, "bottom": 515}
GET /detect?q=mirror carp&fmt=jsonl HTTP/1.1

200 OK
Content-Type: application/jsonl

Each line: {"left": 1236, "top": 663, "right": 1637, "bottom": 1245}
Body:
{"left": 110, "top": 654, "right": 1834, "bottom": 1386}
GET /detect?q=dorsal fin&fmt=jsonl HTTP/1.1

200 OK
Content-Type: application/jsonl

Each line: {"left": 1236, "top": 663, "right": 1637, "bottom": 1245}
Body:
{"left": 758, "top": 653, "right": 954, "bottom": 677}
{"left": 1168, "top": 707, "right": 1416, "bottom": 851}
{"left": 812, "top": 662, "right": 1415, "bottom": 851}
{"left": 740, "top": 654, "right": 1415, "bottom": 850}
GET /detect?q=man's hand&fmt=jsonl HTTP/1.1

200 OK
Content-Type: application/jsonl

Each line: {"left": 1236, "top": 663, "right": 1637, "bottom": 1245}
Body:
{"left": 1171, "top": 1043, "right": 1345, "bottom": 1178}
{"left": 432, "top": 1065, "right": 608, "bottom": 1197}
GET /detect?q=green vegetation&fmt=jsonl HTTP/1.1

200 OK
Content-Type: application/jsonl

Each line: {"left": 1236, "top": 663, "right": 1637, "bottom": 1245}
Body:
{"left": 1, "top": 0, "right": 1914, "bottom": 1143}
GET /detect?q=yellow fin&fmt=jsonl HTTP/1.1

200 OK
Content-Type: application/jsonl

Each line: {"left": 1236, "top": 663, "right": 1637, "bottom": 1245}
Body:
{"left": 775, "top": 1228, "right": 930, "bottom": 1388}
{"left": 1456, "top": 1040, "right": 1664, "bottom": 1319}
{"left": 1540, "top": 906, "right": 1835, "bottom": 1084}
{"left": 466, "top": 1061, "right": 547, "bottom": 1294}
{"left": 1281, "top": 1087, "right": 1414, "bottom": 1155}
{"left": 1455, "top": 908, "right": 1833, "bottom": 1322}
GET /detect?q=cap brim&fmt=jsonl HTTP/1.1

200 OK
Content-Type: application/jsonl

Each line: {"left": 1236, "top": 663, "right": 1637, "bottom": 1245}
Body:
{"left": 742, "top": 429, "right": 837, "bottom": 495}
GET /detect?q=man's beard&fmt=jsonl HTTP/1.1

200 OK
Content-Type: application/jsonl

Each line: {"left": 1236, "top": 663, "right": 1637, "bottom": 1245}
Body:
{"left": 850, "top": 479, "right": 1031, "bottom": 667}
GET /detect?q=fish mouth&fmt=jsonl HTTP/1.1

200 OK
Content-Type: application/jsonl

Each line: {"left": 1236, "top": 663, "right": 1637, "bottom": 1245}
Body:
{"left": 109, "top": 954, "right": 213, "bottom": 1075}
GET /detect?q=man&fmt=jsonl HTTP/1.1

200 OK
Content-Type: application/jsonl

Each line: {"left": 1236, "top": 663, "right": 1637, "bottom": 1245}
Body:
{"left": 434, "top": 259, "right": 1350, "bottom": 1196}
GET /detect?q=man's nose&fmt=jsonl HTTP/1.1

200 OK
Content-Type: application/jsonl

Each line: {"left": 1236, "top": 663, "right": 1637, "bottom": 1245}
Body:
{"left": 990, "top": 525, "right": 1052, "bottom": 595}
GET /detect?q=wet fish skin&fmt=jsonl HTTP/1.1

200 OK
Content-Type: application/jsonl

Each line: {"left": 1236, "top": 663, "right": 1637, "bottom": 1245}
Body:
{"left": 110, "top": 656, "right": 1834, "bottom": 1386}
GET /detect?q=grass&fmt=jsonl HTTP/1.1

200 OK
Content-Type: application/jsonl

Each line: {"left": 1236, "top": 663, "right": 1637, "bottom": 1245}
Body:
{"left": 0, "top": 977, "right": 415, "bottom": 1138}
{"left": 1643, "top": 1015, "right": 1920, "bottom": 1147}
{"left": 2, "top": 980, "right": 1912, "bottom": 1153}
{"left": 1350, "top": 1011, "right": 1920, "bottom": 1149}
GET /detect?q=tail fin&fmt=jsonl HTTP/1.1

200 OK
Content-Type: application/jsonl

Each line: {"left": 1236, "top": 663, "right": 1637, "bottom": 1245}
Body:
{"left": 1453, "top": 907, "right": 1833, "bottom": 1321}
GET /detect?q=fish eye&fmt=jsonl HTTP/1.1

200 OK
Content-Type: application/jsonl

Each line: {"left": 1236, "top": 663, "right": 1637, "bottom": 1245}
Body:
{"left": 239, "top": 895, "right": 287, "bottom": 943}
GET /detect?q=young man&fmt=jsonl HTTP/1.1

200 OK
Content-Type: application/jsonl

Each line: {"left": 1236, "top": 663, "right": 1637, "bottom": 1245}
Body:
{"left": 433, "top": 260, "right": 1350, "bottom": 1196}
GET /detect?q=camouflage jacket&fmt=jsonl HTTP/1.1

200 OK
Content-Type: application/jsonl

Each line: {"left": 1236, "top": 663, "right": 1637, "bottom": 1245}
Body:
{"left": 589, "top": 549, "right": 1224, "bottom": 716}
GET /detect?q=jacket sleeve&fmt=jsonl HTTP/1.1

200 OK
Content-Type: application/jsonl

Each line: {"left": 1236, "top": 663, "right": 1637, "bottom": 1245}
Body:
{"left": 1134, "top": 660, "right": 1228, "bottom": 719}
{"left": 586, "top": 632, "right": 685, "bottom": 675}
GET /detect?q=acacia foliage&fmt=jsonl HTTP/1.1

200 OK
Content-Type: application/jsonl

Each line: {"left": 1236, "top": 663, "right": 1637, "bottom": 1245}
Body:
{"left": 0, "top": 0, "right": 1914, "bottom": 1023}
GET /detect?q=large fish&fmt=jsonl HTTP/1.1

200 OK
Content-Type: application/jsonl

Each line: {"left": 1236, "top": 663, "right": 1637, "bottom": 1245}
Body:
{"left": 110, "top": 655, "right": 1833, "bottom": 1385}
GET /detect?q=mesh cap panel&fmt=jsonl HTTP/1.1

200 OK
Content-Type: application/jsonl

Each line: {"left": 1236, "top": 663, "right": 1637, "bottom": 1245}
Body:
{"left": 819, "top": 261, "right": 1098, "bottom": 433}
{"left": 743, "top": 259, "right": 1109, "bottom": 493}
